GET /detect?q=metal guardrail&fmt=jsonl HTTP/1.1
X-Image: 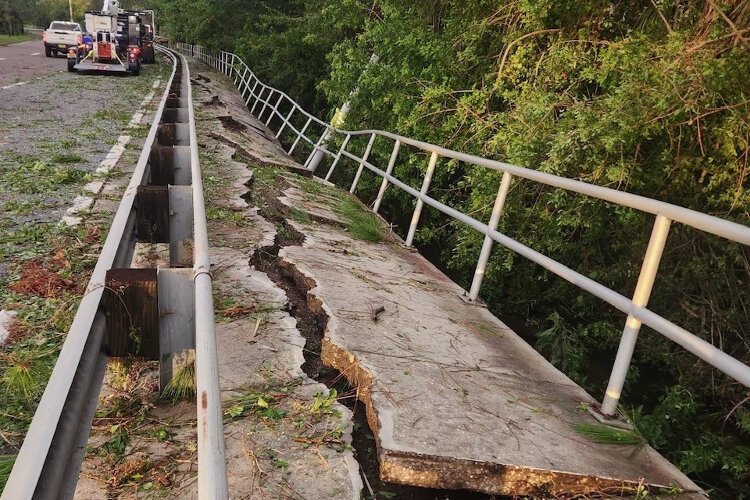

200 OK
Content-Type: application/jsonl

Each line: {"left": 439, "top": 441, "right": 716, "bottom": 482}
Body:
{"left": 178, "top": 42, "right": 750, "bottom": 419}
{"left": 2, "top": 46, "right": 228, "bottom": 499}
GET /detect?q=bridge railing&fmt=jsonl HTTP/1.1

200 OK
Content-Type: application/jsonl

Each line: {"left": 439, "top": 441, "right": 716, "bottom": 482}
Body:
{"left": 176, "top": 42, "right": 750, "bottom": 419}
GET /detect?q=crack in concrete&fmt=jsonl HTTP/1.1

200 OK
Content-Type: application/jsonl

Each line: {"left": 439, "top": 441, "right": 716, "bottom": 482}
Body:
{"left": 241, "top": 162, "right": 494, "bottom": 499}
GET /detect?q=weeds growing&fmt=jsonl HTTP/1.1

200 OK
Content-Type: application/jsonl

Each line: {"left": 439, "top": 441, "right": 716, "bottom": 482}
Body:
{"left": 335, "top": 198, "right": 384, "bottom": 242}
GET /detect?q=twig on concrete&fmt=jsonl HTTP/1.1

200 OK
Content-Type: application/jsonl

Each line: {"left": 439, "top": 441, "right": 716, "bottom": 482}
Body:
{"left": 370, "top": 305, "right": 385, "bottom": 322}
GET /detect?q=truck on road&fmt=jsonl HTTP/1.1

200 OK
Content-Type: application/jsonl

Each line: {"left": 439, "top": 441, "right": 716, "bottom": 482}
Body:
{"left": 43, "top": 21, "right": 82, "bottom": 57}
{"left": 68, "top": 8, "right": 143, "bottom": 75}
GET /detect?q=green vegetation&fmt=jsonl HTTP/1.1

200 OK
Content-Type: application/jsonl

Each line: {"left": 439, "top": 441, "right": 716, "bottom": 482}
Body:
{"left": 0, "top": 160, "right": 88, "bottom": 194}
{"left": 288, "top": 206, "right": 311, "bottom": 224}
{"left": 575, "top": 423, "right": 645, "bottom": 448}
{"left": 92, "top": 108, "right": 134, "bottom": 123}
{"left": 0, "top": 455, "right": 14, "bottom": 491}
{"left": 161, "top": 360, "right": 196, "bottom": 403}
{"left": 335, "top": 197, "right": 384, "bottom": 242}
{"left": 0, "top": 1, "right": 150, "bottom": 30}
{"left": 0, "top": 33, "right": 35, "bottom": 45}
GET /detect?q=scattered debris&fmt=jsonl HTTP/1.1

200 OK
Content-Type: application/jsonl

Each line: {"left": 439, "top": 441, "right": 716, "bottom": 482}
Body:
{"left": 221, "top": 303, "right": 256, "bottom": 319}
{"left": 0, "top": 310, "right": 19, "bottom": 345}
{"left": 370, "top": 305, "right": 385, "bottom": 322}
{"left": 9, "top": 260, "right": 78, "bottom": 298}
{"left": 203, "top": 95, "right": 223, "bottom": 107}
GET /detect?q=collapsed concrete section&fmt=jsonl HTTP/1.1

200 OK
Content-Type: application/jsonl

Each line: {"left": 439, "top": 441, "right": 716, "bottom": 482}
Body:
{"left": 278, "top": 200, "right": 700, "bottom": 497}
{"left": 195, "top": 71, "right": 363, "bottom": 499}
{"left": 182, "top": 60, "right": 703, "bottom": 498}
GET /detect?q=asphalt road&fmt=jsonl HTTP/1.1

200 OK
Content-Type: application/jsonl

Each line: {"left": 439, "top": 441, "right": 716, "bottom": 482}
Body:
{"left": 0, "top": 35, "right": 68, "bottom": 86}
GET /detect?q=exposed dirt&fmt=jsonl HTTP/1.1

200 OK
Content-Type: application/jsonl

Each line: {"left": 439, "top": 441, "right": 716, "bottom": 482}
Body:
{"left": 202, "top": 95, "right": 223, "bottom": 106}
{"left": 218, "top": 114, "right": 247, "bottom": 132}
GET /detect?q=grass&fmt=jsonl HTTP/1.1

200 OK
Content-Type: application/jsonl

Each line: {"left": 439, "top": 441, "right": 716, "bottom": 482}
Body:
{"left": 206, "top": 206, "right": 246, "bottom": 226}
{"left": 289, "top": 207, "right": 311, "bottom": 223}
{"left": 161, "top": 360, "right": 196, "bottom": 403}
{"left": 51, "top": 153, "right": 84, "bottom": 165}
{"left": 0, "top": 455, "right": 15, "bottom": 491}
{"left": 92, "top": 109, "right": 135, "bottom": 123}
{"left": 0, "top": 33, "right": 36, "bottom": 46}
{"left": 574, "top": 423, "right": 645, "bottom": 447}
{"left": 0, "top": 160, "right": 88, "bottom": 194}
{"left": 335, "top": 197, "right": 384, "bottom": 242}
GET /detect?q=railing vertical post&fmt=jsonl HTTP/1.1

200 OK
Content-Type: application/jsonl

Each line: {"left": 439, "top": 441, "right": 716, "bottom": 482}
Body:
{"left": 250, "top": 86, "right": 266, "bottom": 114}
{"left": 245, "top": 80, "right": 260, "bottom": 106}
{"left": 350, "top": 133, "right": 376, "bottom": 194}
{"left": 229, "top": 54, "right": 237, "bottom": 79}
{"left": 373, "top": 140, "right": 400, "bottom": 213}
{"left": 258, "top": 89, "right": 273, "bottom": 120}
{"left": 239, "top": 73, "right": 251, "bottom": 98}
{"left": 468, "top": 171, "right": 513, "bottom": 301}
{"left": 267, "top": 94, "right": 284, "bottom": 126}
{"left": 405, "top": 152, "right": 438, "bottom": 247}
{"left": 276, "top": 104, "right": 296, "bottom": 139}
{"left": 601, "top": 214, "right": 672, "bottom": 416}
{"left": 288, "top": 117, "right": 312, "bottom": 155}
{"left": 305, "top": 128, "right": 329, "bottom": 168}
{"left": 325, "top": 134, "right": 352, "bottom": 181}
{"left": 238, "top": 67, "right": 248, "bottom": 91}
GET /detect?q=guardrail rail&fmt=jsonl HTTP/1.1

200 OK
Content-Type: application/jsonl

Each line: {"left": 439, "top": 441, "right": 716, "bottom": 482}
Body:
{"left": 2, "top": 46, "right": 228, "bottom": 500}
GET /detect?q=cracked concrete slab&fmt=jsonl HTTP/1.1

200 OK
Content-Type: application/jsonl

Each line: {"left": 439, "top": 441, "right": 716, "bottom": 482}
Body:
{"left": 276, "top": 192, "right": 702, "bottom": 497}
{"left": 192, "top": 69, "right": 363, "bottom": 499}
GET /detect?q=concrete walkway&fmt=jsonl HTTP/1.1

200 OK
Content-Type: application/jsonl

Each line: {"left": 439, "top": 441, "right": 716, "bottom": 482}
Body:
{"left": 190, "top": 62, "right": 702, "bottom": 498}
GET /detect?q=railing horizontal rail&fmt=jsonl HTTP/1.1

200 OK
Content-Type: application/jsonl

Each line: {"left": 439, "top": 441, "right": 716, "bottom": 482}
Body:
{"left": 179, "top": 43, "right": 750, "bottom": 418}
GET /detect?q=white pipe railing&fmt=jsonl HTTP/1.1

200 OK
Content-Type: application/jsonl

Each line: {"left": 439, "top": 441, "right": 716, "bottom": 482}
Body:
{"left": 176, "top": 43, "right": 750, "bottom": 417}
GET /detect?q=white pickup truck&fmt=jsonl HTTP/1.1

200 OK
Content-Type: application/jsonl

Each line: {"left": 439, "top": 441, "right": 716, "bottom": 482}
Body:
{"left": 43, "top": 21, "right": 83, "bottom": 57}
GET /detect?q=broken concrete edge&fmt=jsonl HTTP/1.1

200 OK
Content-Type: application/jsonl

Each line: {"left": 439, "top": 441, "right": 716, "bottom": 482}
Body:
{"left": 278, "top": 192, "right": 345, "bottom": 228}
{"left": 378, "top": 451, "right": 704, "bottom": 497}
{"left": 195, "top": 112, "right": 365, "bottom": 496}
{"left": 208, "top": 130, "right": 312, "bottom": 178}
{"left": 274, "top": 235, "right": 703, "bottom": 498}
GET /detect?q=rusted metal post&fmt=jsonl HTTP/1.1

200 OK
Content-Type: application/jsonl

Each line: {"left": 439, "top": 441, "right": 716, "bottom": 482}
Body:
{"left": 104, "top": 269, "right": 160, "bottom": 360}
{"left": 136, "top": 185, "right": 170, "bottom": 243}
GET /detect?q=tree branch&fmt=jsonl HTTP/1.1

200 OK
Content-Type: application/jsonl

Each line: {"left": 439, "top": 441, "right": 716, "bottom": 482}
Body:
{"left": 496, "top": 28, "right": 562, "bottom": 80}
